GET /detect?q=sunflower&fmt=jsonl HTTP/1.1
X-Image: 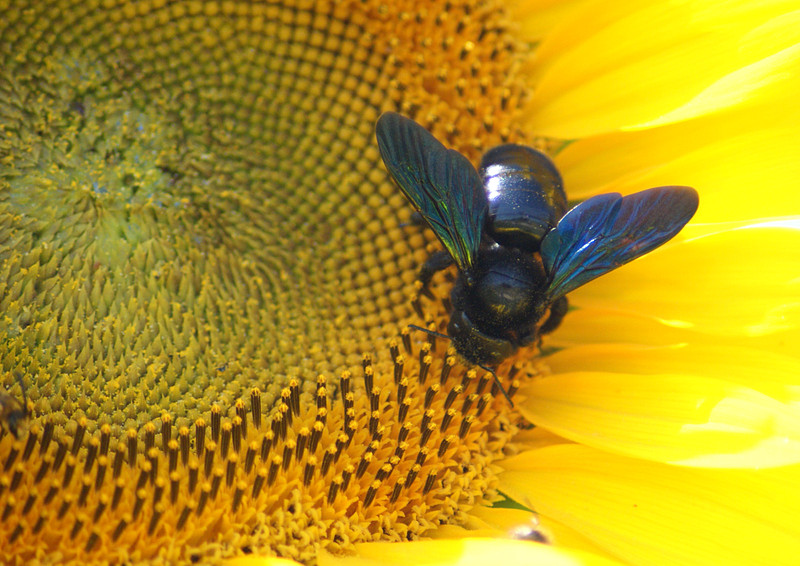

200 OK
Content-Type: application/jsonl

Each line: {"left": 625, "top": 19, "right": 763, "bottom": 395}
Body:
{"left": 1, "top": 0, "right": 799, "bottom": 565}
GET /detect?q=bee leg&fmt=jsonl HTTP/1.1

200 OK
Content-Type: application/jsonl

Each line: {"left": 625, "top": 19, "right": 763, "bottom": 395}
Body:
{"left": 517, "top": 328, "right": 536, "bottom": 347}
{"left": 516, "top": 297, "right": 569, "bottom": 352}
{"left": 417, "top": 250, "right": 454, "bottom": 300}
{"left": 400, "top": 211, "right": 428, "bottom": 228}
{"left": 539, "top": 296, "right": 569, "bottom": 335}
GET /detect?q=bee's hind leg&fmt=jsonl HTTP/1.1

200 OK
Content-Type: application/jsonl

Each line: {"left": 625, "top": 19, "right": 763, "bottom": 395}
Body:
{"left": 540, "top": 296, "right": 569, "bottom": 335}
{"left": 516, "top": 296, "right": 569, "bottom": 352}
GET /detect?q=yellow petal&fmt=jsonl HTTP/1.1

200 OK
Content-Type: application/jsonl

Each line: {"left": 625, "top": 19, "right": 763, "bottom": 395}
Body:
{"left": 462, "top": 506, "right": 542, "bottom": 536}
{"left": 519, "top": 370, "right": 800, "bottom": 467}
{"left": 319, "top": 539, "right": 626, "bottom": 566}
{"left": 522, "top": 0, "right": 800, "bottom": 137}
{"left": 500, "top": 445, "right": 800, "bottom": 566}
{"left": 506, "top": 0, "right": 593, "bottom": 43}
{"left": 569, "top": 225, "right": 800, "bottom": 337}
{"left": 633, "top": 15, "right": 800, "bottom": 129}
{"left": 431, "top": 508, "right": 544, "bottom": 542}
{"left": 469, "top": 506, "right": 613, "bottom": 557}
{"left": 545, "top": 343, "right": 800, "bottom": 401}
{"left": 512, "top": 425, "right": 576, "bottom": 451}
{"left": 549, "top": 307, "right": 800, "bottom": 358}
{"left": 555, "top": 115, "right": 800, "bottom": 222}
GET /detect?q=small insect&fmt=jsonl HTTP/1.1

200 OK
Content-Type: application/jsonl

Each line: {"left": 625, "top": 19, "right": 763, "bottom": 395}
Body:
{"left": 376, "top": 112, "right": 698, "bottom": 394}
{"left": 0, "top": 373, "right": 30, "bottom": 438}
{"left": 508, "top": 517, "right": 552, "bottom": 544}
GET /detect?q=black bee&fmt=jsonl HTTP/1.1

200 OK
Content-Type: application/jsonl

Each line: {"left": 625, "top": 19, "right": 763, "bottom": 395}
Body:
{"left": 376, "top": 112, "right": 698, "bottom": 386}
{"left": 0, "top": 373, "right": 29, "bottom": 438}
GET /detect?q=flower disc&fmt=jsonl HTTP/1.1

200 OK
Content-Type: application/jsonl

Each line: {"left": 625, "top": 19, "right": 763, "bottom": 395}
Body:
{"left": 0, "top": 0, "right": 532, "bottom": 563}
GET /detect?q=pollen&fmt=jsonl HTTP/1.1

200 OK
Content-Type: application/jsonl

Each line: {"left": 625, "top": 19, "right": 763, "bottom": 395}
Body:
{"left": 0, "top": 0, "right": 534, "bottom": 563}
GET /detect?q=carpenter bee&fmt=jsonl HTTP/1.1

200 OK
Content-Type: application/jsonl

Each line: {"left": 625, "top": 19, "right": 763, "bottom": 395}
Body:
{"left": 376, "top": 112, "right": 698, "bottom": 388}
{"left": 1, "top": 373, "right": 29, "bottom": 438}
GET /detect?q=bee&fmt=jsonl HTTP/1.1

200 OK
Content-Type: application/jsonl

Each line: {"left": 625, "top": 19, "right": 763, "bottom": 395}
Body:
{"left": 1, "top": 373, "right": 30, "bottom": 438}
{"left": 375, "top": 112, "right": 698, "bottom": 397}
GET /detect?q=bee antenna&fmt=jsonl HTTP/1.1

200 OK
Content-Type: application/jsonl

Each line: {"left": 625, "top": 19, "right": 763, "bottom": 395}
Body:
{"left": 13, "top": 372, "right": 28, "bottom": 416}
{"left": 407, "top": 324, "right": 451, "bottom": 341}
{"left": 477, "top": 363, "right": 515, "bottom": 408}
{"left": 407, "top": 325, "right": 515, "bottom": 408}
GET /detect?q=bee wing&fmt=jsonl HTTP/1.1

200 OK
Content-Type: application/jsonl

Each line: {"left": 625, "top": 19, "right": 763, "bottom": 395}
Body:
{"left": 541, "top": 186, "right": 698, "bottom": 299}
{"left": 376, "top": 112, "right": 487, "bottom": 273}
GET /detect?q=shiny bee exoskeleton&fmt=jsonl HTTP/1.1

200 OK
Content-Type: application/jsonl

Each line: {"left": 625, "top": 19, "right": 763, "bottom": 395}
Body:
{"left": 375, "top": 112, "right": 698, "bottom": 383}
{"left": 481, "top": 143, "right": 567, "bottom": 251}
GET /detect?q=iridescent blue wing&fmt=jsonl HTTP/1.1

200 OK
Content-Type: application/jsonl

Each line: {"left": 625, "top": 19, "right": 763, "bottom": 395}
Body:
{"left": 376, "top": 112, "right": 487, "bottom": 273}
{"left": 541, "top": 186, "right": 698, "bottom": 299}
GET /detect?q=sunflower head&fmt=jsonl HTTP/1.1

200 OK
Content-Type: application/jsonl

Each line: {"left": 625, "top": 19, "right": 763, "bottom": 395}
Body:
{"left": 0, "top": 0, "right": 544, "bottom": 562}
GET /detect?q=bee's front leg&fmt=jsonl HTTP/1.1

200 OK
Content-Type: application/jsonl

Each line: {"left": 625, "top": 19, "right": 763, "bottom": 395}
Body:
{"left": 412, "top": 250, "right": 454, "bottom": 317}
